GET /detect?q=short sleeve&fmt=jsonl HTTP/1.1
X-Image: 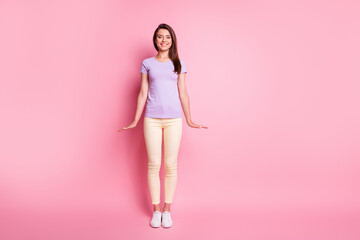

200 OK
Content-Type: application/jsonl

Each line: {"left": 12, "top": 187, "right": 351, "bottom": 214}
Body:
{"left": 140, "top": 60, "right": 148, "bottom": 74}
{"left": 180, "top": 60, "right": 187, "bottom": 73}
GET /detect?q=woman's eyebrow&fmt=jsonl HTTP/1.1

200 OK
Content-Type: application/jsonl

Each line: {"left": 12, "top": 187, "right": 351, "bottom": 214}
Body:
{"left": 157, "top": 34, "right": 171, "bottom": 36}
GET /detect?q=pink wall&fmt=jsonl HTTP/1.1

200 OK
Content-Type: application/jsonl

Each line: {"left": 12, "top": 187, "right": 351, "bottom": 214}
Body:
{"left": 0, "top": 0, "right": 359, "bottom": 239}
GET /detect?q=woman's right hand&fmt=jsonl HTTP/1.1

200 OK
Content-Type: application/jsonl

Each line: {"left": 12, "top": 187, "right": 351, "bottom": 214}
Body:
{"left": 117, "top": 121, "right": 137, "bottom": 132}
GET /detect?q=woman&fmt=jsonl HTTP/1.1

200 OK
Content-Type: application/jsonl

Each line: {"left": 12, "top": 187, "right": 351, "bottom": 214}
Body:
{"left": 118, "top": 23, "right": 207, "bottom": 228}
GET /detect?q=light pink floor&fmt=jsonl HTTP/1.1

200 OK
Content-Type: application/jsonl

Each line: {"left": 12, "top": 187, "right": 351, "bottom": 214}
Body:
{"left": 2, "top": 208, "right": 359, "bottom": 240}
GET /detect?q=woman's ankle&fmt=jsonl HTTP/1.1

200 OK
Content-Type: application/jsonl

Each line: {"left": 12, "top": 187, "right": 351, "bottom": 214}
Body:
{"left": 163, "top": 202, "right": 171, "bottom": 212}
{"left": 153, "top": 203, "right": 161, "bottom": 212}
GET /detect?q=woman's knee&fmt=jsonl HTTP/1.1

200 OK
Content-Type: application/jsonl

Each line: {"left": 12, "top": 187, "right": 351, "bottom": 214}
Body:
{"left": 165, "top": 161, "right": 177, "bottom": 176}
{"left": 148, "top": 161, "right": 161, "bottom": 175}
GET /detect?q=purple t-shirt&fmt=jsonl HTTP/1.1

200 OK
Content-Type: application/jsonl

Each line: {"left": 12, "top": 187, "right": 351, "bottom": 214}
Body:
{"left": 139, "top": 56, "right": 187, "bottom": 118}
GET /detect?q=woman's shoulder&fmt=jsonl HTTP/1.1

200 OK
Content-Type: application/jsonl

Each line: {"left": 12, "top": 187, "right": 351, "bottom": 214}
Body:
{"left": 179, "top": 58, "right": 186, "bottom": 66}
{"left": 179, "top": 58, "right": 186, "bottom": 67}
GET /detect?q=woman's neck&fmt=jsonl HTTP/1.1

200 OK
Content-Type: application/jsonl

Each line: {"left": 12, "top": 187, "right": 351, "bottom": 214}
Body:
{"left": 155, "top": 51, "right": 170, "bottom": 60}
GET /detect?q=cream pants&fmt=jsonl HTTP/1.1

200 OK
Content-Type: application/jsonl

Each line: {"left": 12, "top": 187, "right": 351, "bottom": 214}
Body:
{"left": 143, "top": 117, "right": 182, "bottom": 204}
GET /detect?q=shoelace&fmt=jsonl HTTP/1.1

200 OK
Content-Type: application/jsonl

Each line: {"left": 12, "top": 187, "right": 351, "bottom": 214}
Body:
{"left": 162, "top": 212, "right": 172, "bottom": 222}
{"left": 152, "top": 212, "right": 161, "bottom": 219}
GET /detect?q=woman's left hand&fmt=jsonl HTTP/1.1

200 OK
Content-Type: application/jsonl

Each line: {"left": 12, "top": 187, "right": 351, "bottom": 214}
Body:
{"left": 187, "top": 121, "right": 208, "bottom": 129}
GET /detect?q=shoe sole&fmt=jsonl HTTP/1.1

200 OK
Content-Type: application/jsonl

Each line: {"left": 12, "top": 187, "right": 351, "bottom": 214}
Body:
{"left": 162, "top": 223, "right": 172, "bottom": 228}
{"left": 150, "top": 222, "right": 161, "bottom": 228}
{"left": 162, "top": 214, "right": 172, "bottom": 228}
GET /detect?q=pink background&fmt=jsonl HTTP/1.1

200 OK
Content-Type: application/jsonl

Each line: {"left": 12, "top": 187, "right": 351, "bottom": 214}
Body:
{"left": 1, "top": 0, "right": 359, "bottom": 239}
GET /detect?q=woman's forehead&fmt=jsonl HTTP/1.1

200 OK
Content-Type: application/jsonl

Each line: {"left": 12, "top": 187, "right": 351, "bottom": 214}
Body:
{"left": 157, "top": 29, "right": 170, "bottom": 35}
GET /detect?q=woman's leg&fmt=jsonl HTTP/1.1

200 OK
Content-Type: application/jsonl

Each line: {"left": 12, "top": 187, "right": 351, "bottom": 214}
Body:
{"left": 163, "top": 118, "right": 182, "bottom": 209}
{"left": 143, "top": 117, "right": 163, "bottom": 207}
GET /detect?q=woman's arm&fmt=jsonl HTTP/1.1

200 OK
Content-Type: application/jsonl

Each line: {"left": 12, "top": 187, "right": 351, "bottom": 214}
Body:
{"left": 178, "top": 73, "right": 207, "bottom": 129}
{"left": 118, "top": 73, "right": 148, "bottom": 132}
{"left": 132, "top": 73, "right": 149, "bottom": 124}
{"left": 177, "top": 73, "right": 192, "bottom": 125}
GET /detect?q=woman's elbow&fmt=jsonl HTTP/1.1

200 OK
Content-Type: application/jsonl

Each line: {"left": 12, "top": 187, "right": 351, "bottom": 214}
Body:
{"left": 179, "top": 92, "right": 188, "bottom": 100}
{"left": 139, "top": 90, "right": 148, "bottom": 99}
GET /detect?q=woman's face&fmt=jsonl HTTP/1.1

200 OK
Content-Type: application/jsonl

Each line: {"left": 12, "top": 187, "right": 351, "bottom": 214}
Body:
{"left": 156, "top": 29, "right": 172, "bottom": 51}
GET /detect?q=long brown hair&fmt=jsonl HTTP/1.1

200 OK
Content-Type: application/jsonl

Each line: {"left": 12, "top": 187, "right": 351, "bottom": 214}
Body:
{"left": 152, "top": 23, "right": 183, "bottom": 75}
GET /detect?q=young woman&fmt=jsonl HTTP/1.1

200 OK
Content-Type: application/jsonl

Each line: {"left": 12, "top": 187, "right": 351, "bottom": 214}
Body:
{"left": 118, "top": 23, "right": 207, "bottom": 228}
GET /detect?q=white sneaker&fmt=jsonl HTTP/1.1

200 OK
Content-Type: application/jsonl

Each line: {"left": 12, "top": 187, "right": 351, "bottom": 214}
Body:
{"left": 161, "top": 211, "right": 173, "bottom": 228}
{"left": 150, "top": 211, "right": 162, "bottom": 228}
